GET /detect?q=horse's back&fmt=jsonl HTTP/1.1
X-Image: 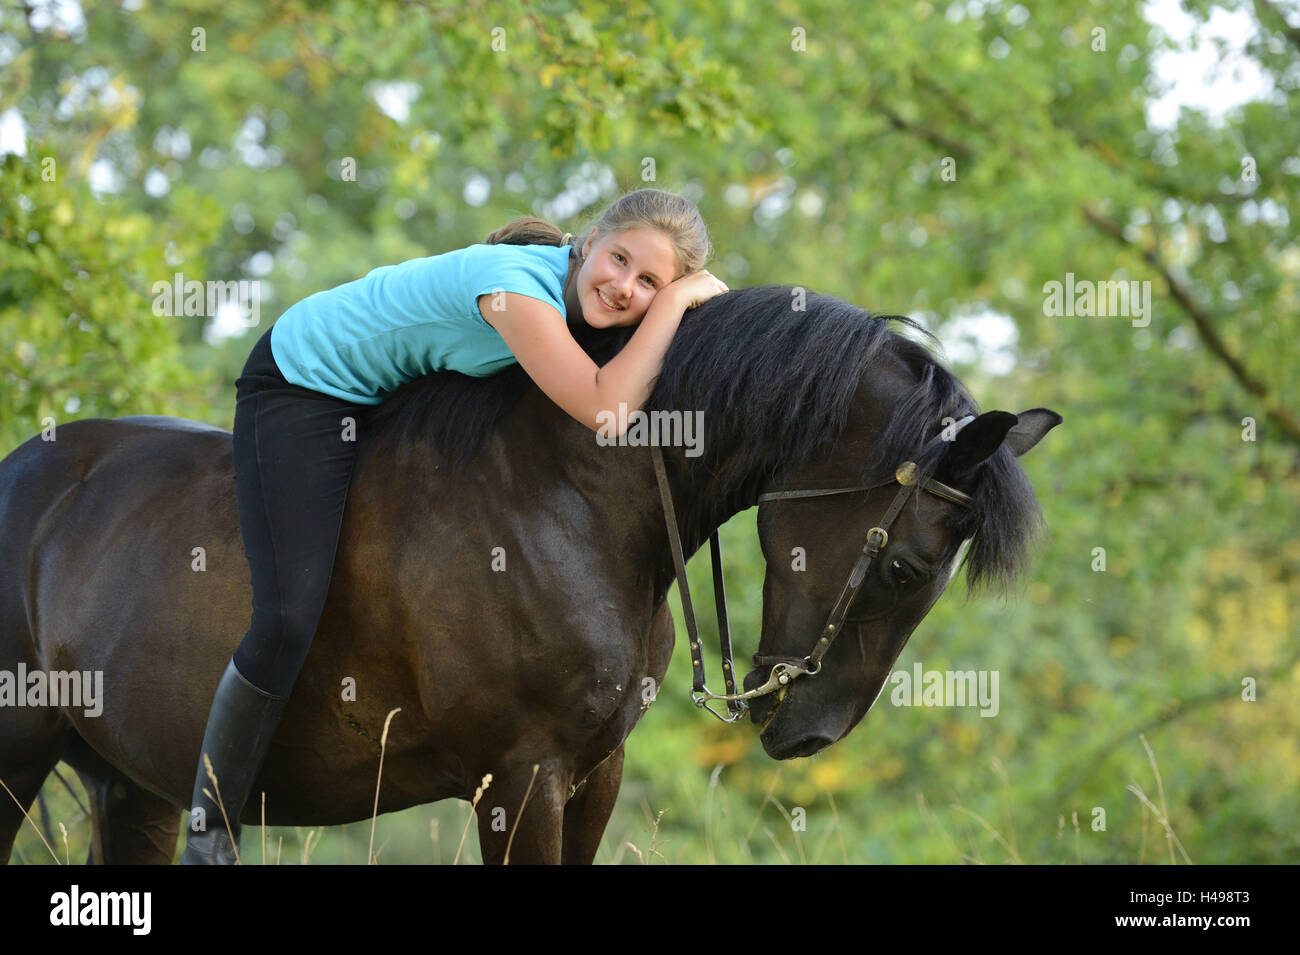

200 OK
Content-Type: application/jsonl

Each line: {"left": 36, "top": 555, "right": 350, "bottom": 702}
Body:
{"left": 0, "top": 414, "right": 241, "bottom": 663}
{"left": 114, "top": 414, "right": 229, "bottom": 434}
{"left": 0, "top": 415, "right": 233, "bottom": 556}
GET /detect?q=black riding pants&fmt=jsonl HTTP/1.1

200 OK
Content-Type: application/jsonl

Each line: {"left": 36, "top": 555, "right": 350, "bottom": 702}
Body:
{"left": 230, "top": 327, "right": 370, "bottom": 697}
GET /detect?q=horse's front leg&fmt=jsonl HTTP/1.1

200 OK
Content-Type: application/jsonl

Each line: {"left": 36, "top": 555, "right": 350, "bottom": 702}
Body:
{"left": 474, "top": 759, "right": 566, "bottom": 865}
{"left": 561, "top": 744, "right": 624, "bottom": 865}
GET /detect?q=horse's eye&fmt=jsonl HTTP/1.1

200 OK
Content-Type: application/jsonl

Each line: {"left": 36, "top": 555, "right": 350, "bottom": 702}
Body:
{"left": 890, "top": 559, "right": 913, "bottom": 584}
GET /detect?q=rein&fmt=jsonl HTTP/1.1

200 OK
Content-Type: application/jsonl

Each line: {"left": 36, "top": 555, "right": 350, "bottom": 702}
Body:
{"left": 650, "top": 417, "right": 974, "bottom": 723}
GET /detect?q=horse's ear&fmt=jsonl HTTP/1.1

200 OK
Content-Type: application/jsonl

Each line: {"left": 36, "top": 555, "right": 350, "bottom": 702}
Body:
{"left": 945, "top": 411, "right": 1019, "bottom": 476}
{"left": 1005, "top": 408, "right": 1063, "bottom": 457}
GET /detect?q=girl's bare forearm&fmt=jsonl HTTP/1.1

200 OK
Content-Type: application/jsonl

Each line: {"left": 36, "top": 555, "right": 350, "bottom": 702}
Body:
{"left": 592, "top": 290, "right": 686, "bottom": 418}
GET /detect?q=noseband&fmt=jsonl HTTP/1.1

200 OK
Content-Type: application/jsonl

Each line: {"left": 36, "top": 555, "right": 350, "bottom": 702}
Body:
{"left": 650, "top": 417, "right": 974, "bottom": 723}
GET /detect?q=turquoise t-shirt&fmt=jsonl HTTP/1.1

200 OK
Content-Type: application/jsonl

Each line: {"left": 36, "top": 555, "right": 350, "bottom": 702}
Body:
{"left": 269, "top": 242, "right": 572, "bottom": 405}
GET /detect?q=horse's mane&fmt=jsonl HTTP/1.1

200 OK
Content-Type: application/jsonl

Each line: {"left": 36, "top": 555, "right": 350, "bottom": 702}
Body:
{"left": 367, "top": 285, "right": 1041, "bottom": 592}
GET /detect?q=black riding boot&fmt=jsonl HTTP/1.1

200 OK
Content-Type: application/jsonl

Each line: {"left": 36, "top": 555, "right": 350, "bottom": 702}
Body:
{"left": 180, "top": 658, "right": 288, "bottom": 864}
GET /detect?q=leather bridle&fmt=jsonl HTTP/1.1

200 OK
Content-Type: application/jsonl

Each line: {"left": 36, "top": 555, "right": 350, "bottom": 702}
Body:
{"left": 650, "top": 416, "right": 975, "bottom": 723}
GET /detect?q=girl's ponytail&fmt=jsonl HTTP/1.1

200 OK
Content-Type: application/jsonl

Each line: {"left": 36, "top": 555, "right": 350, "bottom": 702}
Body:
{"left": 485, "top": 216, "right": 568, "bottom": 247}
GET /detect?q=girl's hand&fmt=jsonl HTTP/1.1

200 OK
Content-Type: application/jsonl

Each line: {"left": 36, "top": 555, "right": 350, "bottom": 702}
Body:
{"left": 665, "top": 270, "right": 729, "bottom": 311}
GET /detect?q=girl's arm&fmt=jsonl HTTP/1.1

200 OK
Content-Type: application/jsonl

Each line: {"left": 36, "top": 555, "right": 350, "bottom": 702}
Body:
{"left": 481, "top": 271, "right": 726, "bottom": 435}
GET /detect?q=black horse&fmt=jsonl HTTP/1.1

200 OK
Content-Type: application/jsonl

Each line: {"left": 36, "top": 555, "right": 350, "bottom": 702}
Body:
{"left": 0, "top": 286, "right": 1059, "bottom": 864}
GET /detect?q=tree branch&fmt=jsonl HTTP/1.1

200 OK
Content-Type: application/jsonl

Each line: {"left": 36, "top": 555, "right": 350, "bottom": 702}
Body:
{"left": 1081, "top": 204, "right": 1300, "bottom": 445}
{"left": 871, "top": 96, "right": 973, "bottom": 161}
{"left": 1253, "top": 0, "right": 1300, "bottom": 57}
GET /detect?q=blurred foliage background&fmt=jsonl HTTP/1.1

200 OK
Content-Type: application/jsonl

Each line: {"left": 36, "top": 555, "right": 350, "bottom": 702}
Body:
{"left": 2, "top": 0, "right": 1296, "bottom": 864}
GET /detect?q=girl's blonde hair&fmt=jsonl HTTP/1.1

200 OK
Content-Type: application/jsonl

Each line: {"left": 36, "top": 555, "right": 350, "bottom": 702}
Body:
{"left": 485, "top": 188, "right": 711, "bottom": 278}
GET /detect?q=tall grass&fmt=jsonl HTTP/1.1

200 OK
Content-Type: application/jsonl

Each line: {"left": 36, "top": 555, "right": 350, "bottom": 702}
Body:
{"left": 8, "top": 735, "right": 1190, "bottom": 864}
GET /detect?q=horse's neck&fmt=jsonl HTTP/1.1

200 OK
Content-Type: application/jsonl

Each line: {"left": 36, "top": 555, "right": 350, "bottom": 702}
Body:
{"left": 511, "top": 393, "right": 748, "bottom": 601}
{"left": 360, "top": 388, "right": 753, "bottom": 604}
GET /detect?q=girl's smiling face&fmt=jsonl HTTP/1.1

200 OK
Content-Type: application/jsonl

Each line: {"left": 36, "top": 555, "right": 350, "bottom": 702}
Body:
{"left": 566, "top": 228, "right": 680, "bottom": 329}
